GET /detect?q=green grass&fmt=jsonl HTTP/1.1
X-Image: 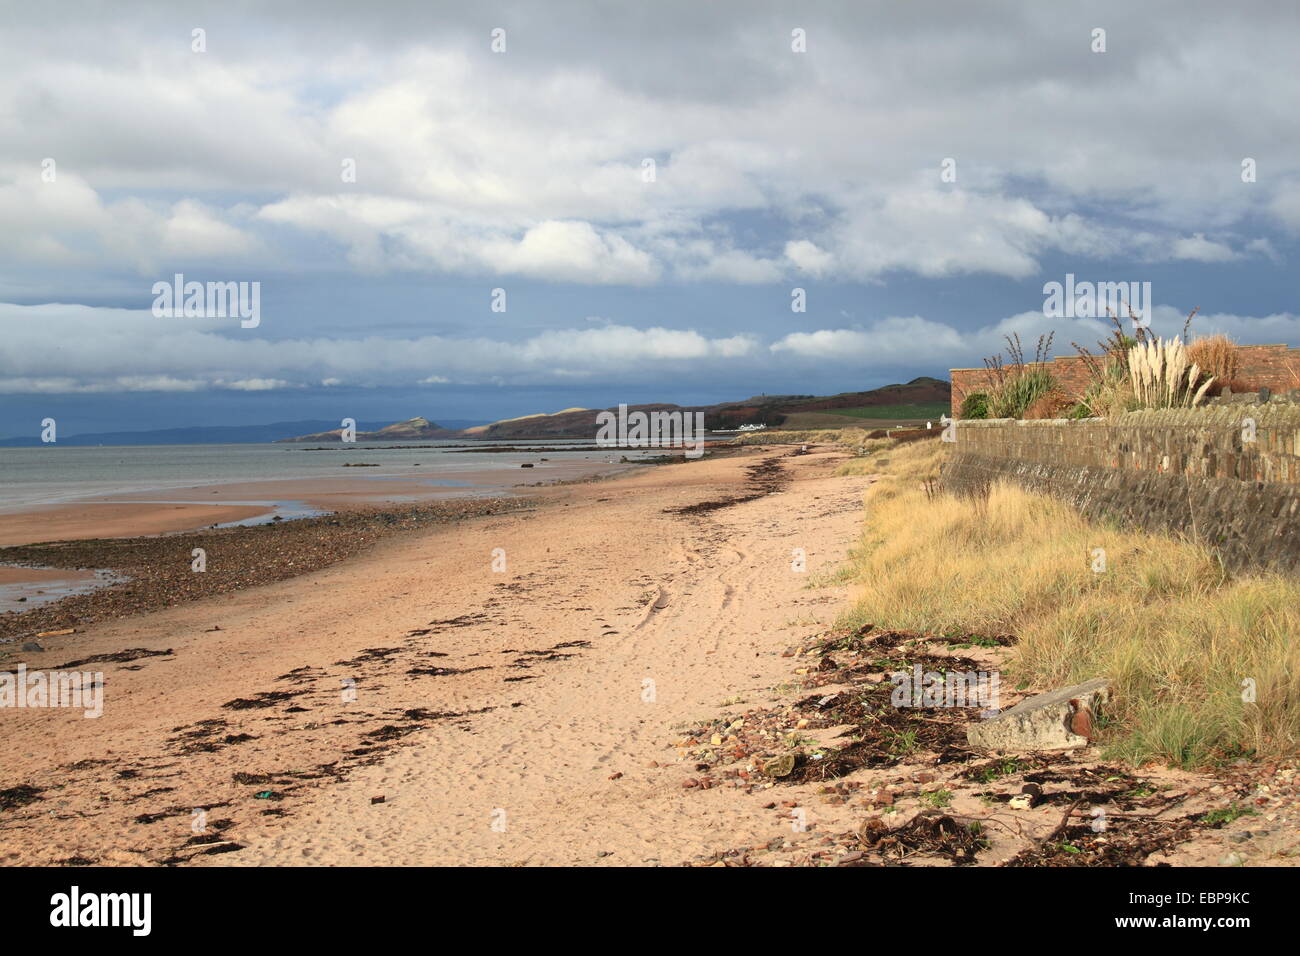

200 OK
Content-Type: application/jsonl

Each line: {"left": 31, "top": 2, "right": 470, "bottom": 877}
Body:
{"left": 886, "top": 728, "right": 919, "bottom": 756}
{"left": 818, "top": 402, "right": 950, "bottom": 421}
{"left": 973, "top": 758, "right": 1025, "bottom": 783}
{"left": 1200, "top": 803, "right": 1257, "bottom": 826}
{"left": 987, "top": 368, "right": 1053, "bottom": 419}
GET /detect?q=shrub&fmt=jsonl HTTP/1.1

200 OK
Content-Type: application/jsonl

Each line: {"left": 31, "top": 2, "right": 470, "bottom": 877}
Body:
{"left": 982, "top": 333, "right": 1056, "bottom": 419}
{"left": 1022, "top": 383, "right": 1073, "bottom": 420}
{"left": 1075, "top": 356, "right": 1138, "bottom": 419}
{"left": 1072, "top": 312, "right": 1217, "bottom": 415}
{"left": 1128, "top": 337, "right": 1216, "bottom": 409}
{"left": 1186, "top": 334, "right": 1240, "bottom": 392}
{"left": 958, "top": 392, "right": 989, "bottom": 419}
{"left": 1070, "top": 313, "right": 1158, "bottom": 417}
{"left": 987, "top": 366, "right": 1054, "bottom": 418}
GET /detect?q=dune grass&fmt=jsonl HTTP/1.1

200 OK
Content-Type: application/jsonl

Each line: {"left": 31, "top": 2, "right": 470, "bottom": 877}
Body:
{"left": 839, "top": 439, "right": 1300, "bottom": 768}
{"left": 834, "top": 438, "right": 895, "bottom": 475}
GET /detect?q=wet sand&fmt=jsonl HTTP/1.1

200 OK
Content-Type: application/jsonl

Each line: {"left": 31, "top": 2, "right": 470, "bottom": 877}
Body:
{"left": 0, "top": 460, "right": 640, "bottom": 550}
{"left": 0, "top": 503, "right": 273, "bottom": 549}
{"left": 0, "top": 566, "right": 98, "bottom": 586}
{"left": 0, "top": 565, "right": 106, "bottom": 612}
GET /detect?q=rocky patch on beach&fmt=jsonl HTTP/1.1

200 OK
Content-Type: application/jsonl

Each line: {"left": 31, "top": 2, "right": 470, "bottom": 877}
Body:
{"left": 0, "top": 497, "right": 535, "bottom": 647}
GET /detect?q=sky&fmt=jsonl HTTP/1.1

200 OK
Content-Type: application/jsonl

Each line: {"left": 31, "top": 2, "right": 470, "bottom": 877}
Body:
{"left": 3, "top": 0, "right": 1300, "bottom": 438}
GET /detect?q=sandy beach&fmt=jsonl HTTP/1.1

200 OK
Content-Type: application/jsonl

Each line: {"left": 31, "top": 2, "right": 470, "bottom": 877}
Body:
{"left": 0, "top": 445, "right": 870, "bottom": 865}
{"left": 2, "top": 442, "right": 1295, "bottom": 868}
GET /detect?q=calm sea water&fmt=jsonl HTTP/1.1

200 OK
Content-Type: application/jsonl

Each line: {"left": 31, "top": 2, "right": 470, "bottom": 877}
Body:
{"left": 0, "top": 441, "right": 649, "bottom": 512}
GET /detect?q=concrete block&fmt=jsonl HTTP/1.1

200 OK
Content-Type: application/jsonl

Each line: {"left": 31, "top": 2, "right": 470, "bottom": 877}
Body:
{"left": 967, "top": 678, "right": 1110, "bottom": 752}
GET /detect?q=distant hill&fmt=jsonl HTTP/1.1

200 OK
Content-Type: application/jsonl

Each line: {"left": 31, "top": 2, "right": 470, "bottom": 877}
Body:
{"left": 276, "top": 417, "right": 461, "bottom": 443}
{"left": 464, "top": 405, "right": 673, "bottom": 440}
{"left": 284, "top": 376, "right": 952, "bottom": 442}
{"left": 706, "top": 377, "right": 951, "bottom": 429}
{"left": 460, "top": 408, "right": 591, "bottom": 436}
{"left": 13, "top": 378, "right": 952, "bottom": 447}
{"left": 759, "top": 377, "right": 952, "bottom": 428}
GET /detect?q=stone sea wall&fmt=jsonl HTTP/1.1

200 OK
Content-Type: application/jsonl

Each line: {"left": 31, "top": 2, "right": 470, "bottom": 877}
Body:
{"left": 939, "top": 406, "right": 1300, "bottom": 572}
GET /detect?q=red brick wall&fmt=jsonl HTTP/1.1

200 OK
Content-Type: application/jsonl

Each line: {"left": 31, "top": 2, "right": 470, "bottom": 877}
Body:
{"left": 950, "top": 344, "right": 1300, "bottom": 416}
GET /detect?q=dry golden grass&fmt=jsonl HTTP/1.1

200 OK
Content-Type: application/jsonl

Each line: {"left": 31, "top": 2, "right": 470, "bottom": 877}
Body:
{"left": 841, "top": 440, "right": 1300, "bottom": 767}
{"left": 1186, "top": 334, "right": 1241, "bottom": 385}
{"left": 834, "top": 437, "right": 896, "bottom": 475}
{"left": 1076, "top": 358, "right": 1138, "bottom": 419}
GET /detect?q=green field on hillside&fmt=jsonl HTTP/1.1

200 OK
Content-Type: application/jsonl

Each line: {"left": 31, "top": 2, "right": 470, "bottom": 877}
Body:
{"left": 817, "top": 402, "right": 950, "bottom": 420}
{"left": 778, "top": 402, "right": 951, "bottom": 429}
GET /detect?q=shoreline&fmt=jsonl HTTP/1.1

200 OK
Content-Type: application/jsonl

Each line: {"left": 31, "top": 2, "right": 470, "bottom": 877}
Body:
{"left": 0, "top": 460, "right": 650, "bottom": 550}
{"left": 0, "top": 448, "right": 741, "bottom": 645}
{"left": 0, "top": 495, "right": 539, "bottom": 645}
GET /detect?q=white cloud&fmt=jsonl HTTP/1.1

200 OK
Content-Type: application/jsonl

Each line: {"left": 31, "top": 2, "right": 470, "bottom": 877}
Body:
{"left": 773, "top": 317, "right": 971, "bottom": 363}
{"left": 0, "top": 303, "right": 760, "bottom": 390}
{"left": 4, "top": 3, "right": 1297, "bottom": 285}
{"left": 161, "top": 201, "right": 259, "bottom": 260}
{"left": 0, "top": 168, "right": 262, "bottom": 271}
{"left": 784, "top": 240, "right": 834, "bottom": 278}
{"left": 483, "top": 220, "right": 659, "bottom": 284}
{"left": 220, "top": 378, "right": 292, "bottom": 391}
{"left": 1170, "top": 233, "right": 1240, "bottom": 263}
{"left": 817, "top": 188, "right": 1070, "bottom": 280}
{"left": 258, "top": 197, "right": 660, "bottom": 282}
{"left": 9, "top": 297, "right": 1292, "bottom": 397}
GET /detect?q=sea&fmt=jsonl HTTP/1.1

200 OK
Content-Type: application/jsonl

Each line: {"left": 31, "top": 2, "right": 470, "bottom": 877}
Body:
{"left": 0, "top": 440, "right": 659, "bottom": 513}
